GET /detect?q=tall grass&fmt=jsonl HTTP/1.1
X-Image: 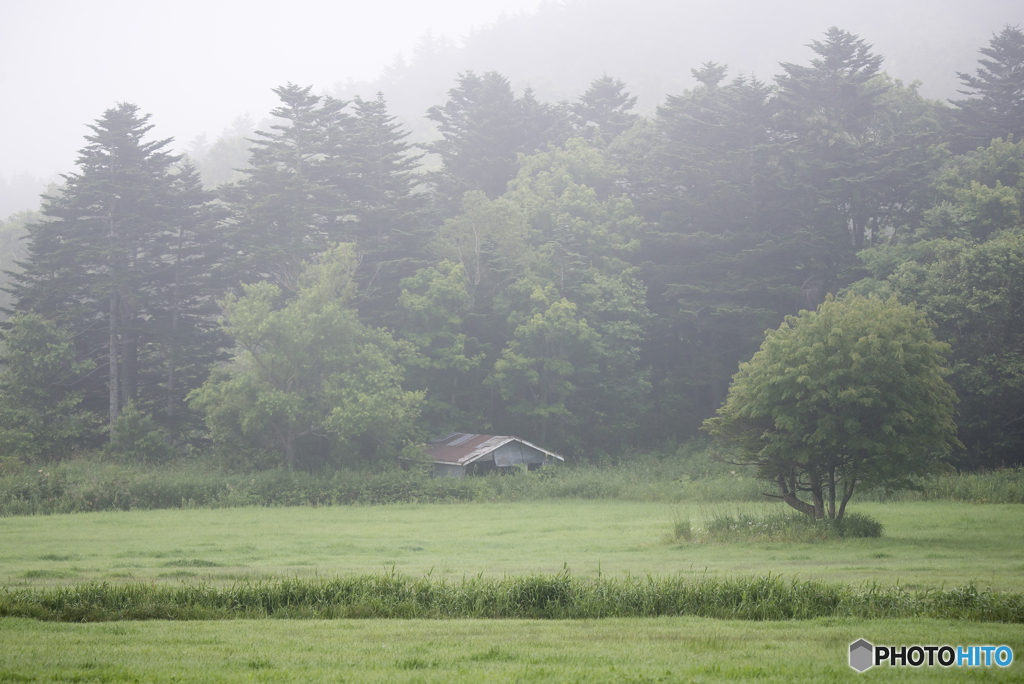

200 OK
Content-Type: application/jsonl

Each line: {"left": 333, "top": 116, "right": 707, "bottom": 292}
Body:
{"left": 858, "top": 467, "right": 1024, "bottom": 504}
{"left": 0, "top": 455, "right": 765, "bottom": 516}
{"left": 2, "top": 454, "right": 1021, "bottom": 516}
{"left": 695, "top": 507, "right": 883, "bottom": 543}
{"left": 1, "top": 572, "right": 1021, "bottom": 622}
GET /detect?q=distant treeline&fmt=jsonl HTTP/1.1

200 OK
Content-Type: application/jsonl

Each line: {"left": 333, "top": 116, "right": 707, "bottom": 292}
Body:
{"left": 1, "top": 26, "right": 1023, "bottom": 471}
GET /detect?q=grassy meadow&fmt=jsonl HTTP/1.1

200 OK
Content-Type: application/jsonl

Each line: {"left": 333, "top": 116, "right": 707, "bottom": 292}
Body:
{"left": 2, "top": 465, "right": 1022, "bottom": 681}
{"left": 1, "top": 616, "right": 1022, "bottom": 682}
{"left": 2, "top": 500, "right": 1023, "bottom": 591}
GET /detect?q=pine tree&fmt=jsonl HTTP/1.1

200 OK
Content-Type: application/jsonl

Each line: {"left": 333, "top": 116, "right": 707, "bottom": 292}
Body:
{"left": 951, "top": 25, "right": 1024, "bottom": 152}
{"left": 347, "top": 93, "right": 427, "bottom": 324}
{"left": 148, "top": 162, "right": 232, "bottom": 440}
{"left": 774, "top": 26, "right": 889, "bottom": 250}
{"left": 427, "top": 71, "right": 525, "bottom": 208}
{"left": 8, "top": 104, "right": 229, "bottom": 446}
{"left": 572, "top": 75, "right": 639, "bottom": 145}
{"left": 224, "top": 84, "right": 353, "bottom": 286}
{"left": 426, "top": 72, "right": 572, "bottom": 214}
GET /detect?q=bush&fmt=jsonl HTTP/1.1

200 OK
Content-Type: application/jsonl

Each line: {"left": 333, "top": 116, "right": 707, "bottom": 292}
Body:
{"left": 694, "top": 507, "right": 883, "bottom": 543}
{"left": 104, "top": 402, "right": 172, "bottom": 465}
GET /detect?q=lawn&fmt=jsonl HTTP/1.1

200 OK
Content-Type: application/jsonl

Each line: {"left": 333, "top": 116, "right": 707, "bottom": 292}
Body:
{"left": 1, "top": 616, "right": 1022, "bottom": 682}
{"left": 1, "top": 500, "right": 1022, "bottom": 591}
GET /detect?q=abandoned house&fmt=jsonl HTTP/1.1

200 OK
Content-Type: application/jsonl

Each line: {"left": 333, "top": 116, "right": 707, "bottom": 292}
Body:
{"left": 425, "top": 433, "right": 564, "bottom": 478}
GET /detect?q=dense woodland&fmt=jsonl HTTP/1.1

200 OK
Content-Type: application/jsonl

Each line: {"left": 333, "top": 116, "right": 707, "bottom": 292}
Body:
{"left": 1, "top": 25, "right": 1022, "bottom": 472}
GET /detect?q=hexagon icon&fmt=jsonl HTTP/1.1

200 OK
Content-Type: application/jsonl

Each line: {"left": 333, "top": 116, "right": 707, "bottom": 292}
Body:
{"left": 849, "top": 639, "right": 874, "bottom": 672}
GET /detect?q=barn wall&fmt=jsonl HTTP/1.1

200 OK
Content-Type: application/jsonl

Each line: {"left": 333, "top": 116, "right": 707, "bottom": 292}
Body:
{"left": 433, "top": 463, "right": 465, "bottom": 479}
{"left": 493, "top": 442, "right": 547, "bottom": 467}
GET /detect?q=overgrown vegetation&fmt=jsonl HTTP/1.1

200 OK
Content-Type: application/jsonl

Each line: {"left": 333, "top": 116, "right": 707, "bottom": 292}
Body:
{"left": 0, "top": 452, "right": 764, "bottom": 515}
{"left": 2, "top": 572, "right": 1021, "bottom": 622}
{"left": 1, "top": 452, "right": 1021, "bottom": 516}
{"left": 693, "top": 509, "right": 884, "bottom": 543}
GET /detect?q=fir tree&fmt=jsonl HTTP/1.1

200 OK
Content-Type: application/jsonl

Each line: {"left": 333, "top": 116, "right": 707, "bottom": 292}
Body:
{"left": 348, "top": 93, "right": 427, "bottom": 323}
{"left": 225, "top": 84, "right": 353, "bottom": 286}
{"left": 8, "top": 105, "right": 229, "bottom": 446}
{"left": 951, "top": 25, "right": 1024, "bottom": 152}
{"left": 572, "top": 75, "right": 639, "bottom": 145}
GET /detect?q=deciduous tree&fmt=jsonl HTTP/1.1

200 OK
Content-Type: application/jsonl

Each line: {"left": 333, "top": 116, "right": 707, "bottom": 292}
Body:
{"left": 189, "top": 245, "right": 422, "bottom": 470}
{"left": 704, "top": 295, "right": 960, "bottom": 520}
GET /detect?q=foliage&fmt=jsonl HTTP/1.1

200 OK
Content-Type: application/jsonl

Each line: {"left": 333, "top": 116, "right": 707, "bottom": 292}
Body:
{"left": 950, "top": 25, "right": 1024, "bottom": 151}
{"left": 396, "top": 261, "right": 484, "bottom": 432}
{"left": 704, "top": 294, "right": 960, "bottom": 520}
{"left": 7, "top": 105, "right": 228, "bottom": 448}
{"left": 0, "top": 209, "right": 37, "bottom": 317}
{"left": 104, "top": 401, "right": 172, "bottom": 465}
{"left": 697, "top": 508, "right": 883, "bottom": 543}
{"left": 188, "top": 245, "right": 422, "bottom": 470}
{"left": 426, "top": 71, "right": 572, "bottom": 211}
{"left": 0, "top": 313, "right": 97, "bottom": 462}
{"left": 487, "top": 286, "right": 600, "bottom": 447}
{"left": 855, "top": 138, "right": 1024, "bottom": 466}
{"left": 224, "top": 84, "right": 352, "bottom": 285}
{"left": 7, "top": 27, "right": 1024, "bottom": 468}
{"left": 571, "top": 74, "right": 638, "bottom": 145}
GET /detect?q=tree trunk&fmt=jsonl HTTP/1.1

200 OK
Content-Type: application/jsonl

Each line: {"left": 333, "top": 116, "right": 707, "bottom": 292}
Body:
{"left": 836, "top": 476, "right": 857, "bottom": 522}
{"left": 777, "top": 473, "right": 815, "bottom": 517}
{"left": 122, "top": 328, "right": 138, "bottom": 405}
{"left": 109, "top": 292, "right": 120, "bottom": 440}
{"left": 167, "top": 229, "right": 183, "bottom": 434}
{"left": 809, "top": 472, "right": 825, "bottom": 519}
{"left": 828, "top": 466, "right": 837, "bottom": 519}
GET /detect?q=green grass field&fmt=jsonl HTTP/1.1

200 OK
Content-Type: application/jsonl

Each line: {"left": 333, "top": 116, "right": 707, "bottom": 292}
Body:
{"left": 2, "top": 500, "right": 1022, "bottom": 591}
{"left": 1, "top": 616, "right": 1021, "bottom": 682}
{"left": 2, "top": 499, "right": 1022, "bottom": 681}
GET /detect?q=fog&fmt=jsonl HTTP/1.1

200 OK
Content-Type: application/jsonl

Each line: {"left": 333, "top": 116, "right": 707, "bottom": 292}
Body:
{"left": 1, "top": 0, "right": 1020, "bottom": 214}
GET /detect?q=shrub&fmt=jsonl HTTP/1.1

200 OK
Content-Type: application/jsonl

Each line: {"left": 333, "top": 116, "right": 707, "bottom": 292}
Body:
{"left": 694, "top": 506, "right": 883, "bottom": 543}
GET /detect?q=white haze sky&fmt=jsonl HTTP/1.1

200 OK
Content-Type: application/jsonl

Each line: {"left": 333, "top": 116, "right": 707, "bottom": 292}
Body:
{"left": 1, "top": 0, "right": 543, "bottom": 179}
{"left": 1, "top": 0, "right": 1020, "bottom": 184}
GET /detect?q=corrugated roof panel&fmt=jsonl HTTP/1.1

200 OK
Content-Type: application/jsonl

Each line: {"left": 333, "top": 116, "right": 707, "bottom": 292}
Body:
{"left": 424, "top": 433, "right": 564, "bottom": 466}
{"left": 447, "top": 433, "right": 477, "bottom": 446}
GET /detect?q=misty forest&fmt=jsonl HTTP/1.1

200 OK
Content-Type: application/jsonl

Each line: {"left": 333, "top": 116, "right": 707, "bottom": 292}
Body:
{"left": 2, "top": 23, "right": 1024, "bottom": 477}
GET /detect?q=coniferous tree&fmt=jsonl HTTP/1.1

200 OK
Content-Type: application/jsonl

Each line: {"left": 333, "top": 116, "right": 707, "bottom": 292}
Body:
{"left": 950, "top": 25, "right": 1024, "bottom": 152}
{"left": 10, "top": 104, "right": 180, "bottom": 437}
{"left": 347, "top": 93, "right": 427, "bottom": 323}
{"left": 225, "top": 84, "right": 353, "bottom": 286}
{"left": 572, "top": 75, "right": 639, "bottom": 145}
{"left": 150, "top": 162, "right": 232, "bottom": 440}
{"left": 774, "top": 27, "right": 889, "bottom": 251}
{"left": 519, "top": 86, "right": 573, "bottom": 154}
{"left": 427, "top": 71, "right": 525, "bottom": 208}
{"left": 426, "top": 72, "right": 572, "bottom": 213}
{"left": 8, "top": 105, "right": 229, "bottom": 447}
{"left": 639, "top": 69, "right": 787, "bottom": 434}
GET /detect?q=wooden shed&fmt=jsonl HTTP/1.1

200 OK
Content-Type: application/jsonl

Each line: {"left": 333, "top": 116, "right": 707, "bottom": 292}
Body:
{"left": 425, "top": 433, "right": 564, "bottom": 478}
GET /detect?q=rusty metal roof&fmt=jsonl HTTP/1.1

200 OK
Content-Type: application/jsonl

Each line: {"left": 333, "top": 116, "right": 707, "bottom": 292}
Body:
{"left": 425, "top": 433, "right": 564, "bottom": 466}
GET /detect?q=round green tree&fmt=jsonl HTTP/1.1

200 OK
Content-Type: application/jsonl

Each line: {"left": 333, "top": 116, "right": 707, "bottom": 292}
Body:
{"left": 703, "top": 295, "right": 960, "bottom": 520}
